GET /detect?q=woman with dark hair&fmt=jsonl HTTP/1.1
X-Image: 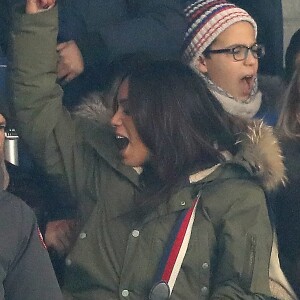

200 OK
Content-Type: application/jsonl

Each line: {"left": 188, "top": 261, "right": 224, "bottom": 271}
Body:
{"left": 107, "top": 61, "right": 287, "bottom": 299}
{"left": 112, "top": 62, "right": 246, "bottom": 208}
{"left": 274, "top": 67, "right": 300, "bottom": 296}
{"left": 11, "top": 1, "right": 289, "bottom": 298}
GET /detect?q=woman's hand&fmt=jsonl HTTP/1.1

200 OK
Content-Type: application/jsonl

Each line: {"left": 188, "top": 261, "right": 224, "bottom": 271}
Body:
{"left": 26, "top": 0, "right": 56, "bottom": 14}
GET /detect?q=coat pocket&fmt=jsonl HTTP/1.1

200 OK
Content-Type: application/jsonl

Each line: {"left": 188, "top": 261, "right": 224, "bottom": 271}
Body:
{"left": 239, "top": 232, "right": 256, "bottom": 291}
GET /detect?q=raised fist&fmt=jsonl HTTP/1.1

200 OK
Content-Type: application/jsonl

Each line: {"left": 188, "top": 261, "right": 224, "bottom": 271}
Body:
{"left": 26, "top": 0, "right": 56, "bottom": 14}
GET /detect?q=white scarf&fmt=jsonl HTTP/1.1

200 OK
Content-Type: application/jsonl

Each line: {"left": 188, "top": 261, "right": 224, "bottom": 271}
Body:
{"left": 195, "top": 70, "right": 262, "bottom": 119}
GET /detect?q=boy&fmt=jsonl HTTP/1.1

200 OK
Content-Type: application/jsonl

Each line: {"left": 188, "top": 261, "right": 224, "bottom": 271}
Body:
{"left": 182, "top": 0, "right": 280, "bottom": 124}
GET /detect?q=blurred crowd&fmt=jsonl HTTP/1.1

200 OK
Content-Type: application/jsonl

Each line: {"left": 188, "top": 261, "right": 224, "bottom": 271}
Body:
{"left": 1, "top": 0, "right": 300, "bottom": 299}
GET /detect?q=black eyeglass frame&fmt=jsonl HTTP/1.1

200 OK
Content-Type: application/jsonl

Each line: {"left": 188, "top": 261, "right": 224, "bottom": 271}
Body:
{"left": 203, "top": 44, "right": 265, "bottom": 61}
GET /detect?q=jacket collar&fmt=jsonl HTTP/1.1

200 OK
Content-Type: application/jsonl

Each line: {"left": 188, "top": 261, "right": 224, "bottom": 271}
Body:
{"left": 166, "top": 119, "right": 286, "bottom": 216}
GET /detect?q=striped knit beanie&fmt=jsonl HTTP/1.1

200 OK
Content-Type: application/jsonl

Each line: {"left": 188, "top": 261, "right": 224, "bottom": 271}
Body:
{"left": 182, "top": 0, "right": 257, "bottom": 65}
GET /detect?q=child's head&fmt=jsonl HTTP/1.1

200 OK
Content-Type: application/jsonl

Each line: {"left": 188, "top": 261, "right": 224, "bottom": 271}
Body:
{"left": 182, "top": 0, "right": 264, "bottom": 101}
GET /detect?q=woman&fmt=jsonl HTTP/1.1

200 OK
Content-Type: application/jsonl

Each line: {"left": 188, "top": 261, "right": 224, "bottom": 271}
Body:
{"left": 274, "top": 67, "right": 300, "bottom": 296}
{"left": 12, "top": 1, "right": 286, "bottom": 298}
{"left": 106, "top": 62, "right": 283, "bottom": 299}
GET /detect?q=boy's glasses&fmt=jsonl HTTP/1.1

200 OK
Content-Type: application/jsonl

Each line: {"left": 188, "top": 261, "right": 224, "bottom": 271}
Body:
{"left": 204, "top": 44, "right": 265, "bottom": 61}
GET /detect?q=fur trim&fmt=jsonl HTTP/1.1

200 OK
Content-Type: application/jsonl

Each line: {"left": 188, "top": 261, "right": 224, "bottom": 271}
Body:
{"left": 235, "top": 120, "right": 286, "bottom": 191}
{"left": 71, "top": 91, "right": 111, "bottom": 124}
{"left": 72, "top": 94, "right": 285, "bottom": 191}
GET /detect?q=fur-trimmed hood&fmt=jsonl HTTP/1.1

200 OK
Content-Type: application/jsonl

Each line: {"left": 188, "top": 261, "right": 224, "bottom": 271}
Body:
{"left": 233, "top": 119, "right": 285, "bottom": 192}
{"left": 71, "top": 91, "right": 111, "bottom": 124}
{"left": 72, "top": 93, "right": 285, "bottom": 192}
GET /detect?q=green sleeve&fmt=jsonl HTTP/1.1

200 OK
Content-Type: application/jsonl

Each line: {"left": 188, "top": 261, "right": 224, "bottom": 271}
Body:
{"left": 10, "top": 6, "right": 78, "bottom": 178}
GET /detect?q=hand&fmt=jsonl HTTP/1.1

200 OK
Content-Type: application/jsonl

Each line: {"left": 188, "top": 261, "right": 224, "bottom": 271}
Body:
{"left": 57, "top": 41, "right": 84, "bottom": 83}
{"left": 44, "top": 219, "right": 78, "bottom": 256}
{"left": 26, "top": 0, "right": 56, "bottom": 14}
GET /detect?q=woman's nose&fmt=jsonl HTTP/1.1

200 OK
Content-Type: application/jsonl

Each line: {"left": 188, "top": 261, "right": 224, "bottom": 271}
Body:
{"left": 111, "top": 109, "right": 122, "bottom": 127}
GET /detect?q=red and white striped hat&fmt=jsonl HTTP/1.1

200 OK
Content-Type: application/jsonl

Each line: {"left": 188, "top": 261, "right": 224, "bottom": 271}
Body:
{"left": 182, "top": 0, "right": 257, "bottom": 64}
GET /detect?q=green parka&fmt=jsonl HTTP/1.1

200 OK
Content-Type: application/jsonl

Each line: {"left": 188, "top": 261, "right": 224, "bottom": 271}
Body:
{"left": 11, "top": 6, "right": 286, "bottom": 300}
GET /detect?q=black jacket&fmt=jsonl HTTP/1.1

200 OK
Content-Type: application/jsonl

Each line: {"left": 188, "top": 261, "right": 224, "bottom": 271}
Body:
{"left": 273, "top": 138, "right": 300, "bottom": 261}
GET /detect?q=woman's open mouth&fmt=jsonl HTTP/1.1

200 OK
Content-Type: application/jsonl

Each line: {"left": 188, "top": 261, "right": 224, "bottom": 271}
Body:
{"left": 115, "top": 135, "right": 129, "bottom": 150}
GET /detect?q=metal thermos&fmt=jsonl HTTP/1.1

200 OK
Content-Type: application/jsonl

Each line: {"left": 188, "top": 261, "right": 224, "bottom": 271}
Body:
{"left": 4, "top": 128, "right": 19, "bottom": 166}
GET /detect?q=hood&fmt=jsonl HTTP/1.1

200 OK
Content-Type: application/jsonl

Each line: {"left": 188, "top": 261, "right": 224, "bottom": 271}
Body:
{"left": 233, "top": 119, "right": 286, "bottom": 192}
{"left": 71, "top": 91, "right": 111, "bottom": 124}
{"left": 72, "top": 94, "right": 285, "bottom": 192}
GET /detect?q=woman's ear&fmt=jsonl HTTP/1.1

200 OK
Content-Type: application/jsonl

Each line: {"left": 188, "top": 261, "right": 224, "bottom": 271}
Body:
{"left": 197, "top": 55, "right": 208, "bottom": 73}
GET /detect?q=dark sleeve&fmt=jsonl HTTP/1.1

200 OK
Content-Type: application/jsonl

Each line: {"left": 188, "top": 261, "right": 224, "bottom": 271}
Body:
{"left": 57, "top": 0, "right": 85, "bottom": 43}
{"left": 72, "top": 0, "right": 186, "bottom": 67}
{"left": 0, "top": 191, "right": 63, "bottom": 300}
{"left": 0, "top": 0, "right": 11, "bottom": 55}
{"left": 274, "top": 141, "right": 300, "bottom": 261}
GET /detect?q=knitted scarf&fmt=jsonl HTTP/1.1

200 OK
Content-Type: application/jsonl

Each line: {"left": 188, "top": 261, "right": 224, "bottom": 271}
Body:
{"left": 195, "top": 70, "right": 262, "bottom": 119}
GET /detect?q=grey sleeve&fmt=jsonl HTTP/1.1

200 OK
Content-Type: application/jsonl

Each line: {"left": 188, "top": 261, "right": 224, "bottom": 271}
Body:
{"left": 1, "top": 192, "right": 63, "bottom": 300}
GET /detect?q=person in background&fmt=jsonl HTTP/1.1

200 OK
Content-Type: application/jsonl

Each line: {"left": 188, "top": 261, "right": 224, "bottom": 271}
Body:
{"left": 274, "top": 66, "right": 300, "bottom": 298}
{"left": 284, "top": 28, "right": 300, "bottom": 84}
{"left": 0, "top": 0, "right": 11, "bottom": 57}
{"left": 56, "top": 0, "right": 187, "bottom": 108}
{"left": 281, "top": 1, "right": 300, "bottom": 67}
{"left": 0, "top": 111, "right": 77, "bottom": 286}
{"left": 0, "top": 21, "right": 76, "bottom": 282}
{"left": 182, "top": 0, "right": 284, "bottom": 126}
{"left": 0, "top": 0, "right": 78, "bottom": 270}
{"left": 0, "top": 113, "right": 63, "bottom": 300}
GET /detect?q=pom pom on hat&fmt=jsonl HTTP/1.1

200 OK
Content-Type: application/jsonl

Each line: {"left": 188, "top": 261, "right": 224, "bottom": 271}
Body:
{"left": 182, "top": 0, "right": 257, "bottom": 64}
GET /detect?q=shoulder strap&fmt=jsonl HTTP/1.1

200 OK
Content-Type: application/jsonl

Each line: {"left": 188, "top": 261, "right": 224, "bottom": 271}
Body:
{"left": 149, "top": 192, "right": 201, "bottom": 299}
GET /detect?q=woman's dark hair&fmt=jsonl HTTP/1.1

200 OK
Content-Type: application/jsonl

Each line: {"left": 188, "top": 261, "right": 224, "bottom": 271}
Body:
{"left": 277, "top": 66, "right": 300, "bottom": 139}
{"left": 112, "top": 60, "right": 246, "bottom": 210}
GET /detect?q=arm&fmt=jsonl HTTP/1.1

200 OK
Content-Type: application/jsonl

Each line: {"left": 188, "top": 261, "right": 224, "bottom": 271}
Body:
{"left": 209, "top": 181, "right": 273, "bottom": 299}
{"left": 79, "top": 0, "right": 186, "bottom": 64}
{"left": 11, "top": 2, "right": 79, "bottom": 180}
{"left": 57, "top": 0, "right": 186, "bottom": 80}
{"left": 10, "top": 2, "right": 84, "bottom": 252}
{"left": 1, "top": 191, "right": 62, "bottom": 300}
